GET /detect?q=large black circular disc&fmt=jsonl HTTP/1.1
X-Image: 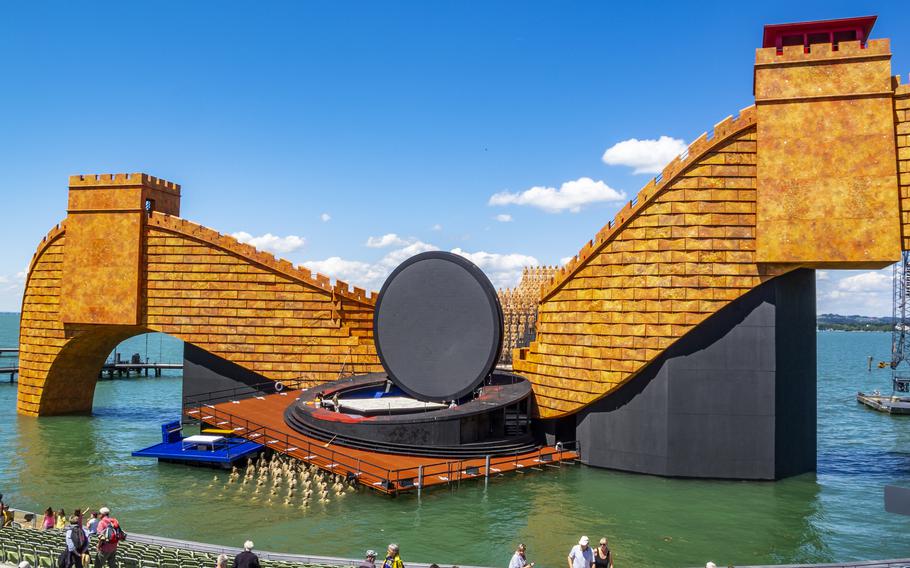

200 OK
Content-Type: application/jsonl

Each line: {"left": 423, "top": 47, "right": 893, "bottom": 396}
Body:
{"left": 373, "top": 251, "right": 503, "bottom": 402}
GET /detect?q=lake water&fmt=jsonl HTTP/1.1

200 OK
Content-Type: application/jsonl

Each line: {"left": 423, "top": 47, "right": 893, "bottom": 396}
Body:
{"left": 0, "top": 312, "right": 908, "bottom": 567}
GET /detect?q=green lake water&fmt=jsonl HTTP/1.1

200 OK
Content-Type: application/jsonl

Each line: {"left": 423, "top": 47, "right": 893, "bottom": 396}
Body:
{"left": 0, "top": 312, "right": 908, "bottom": 567}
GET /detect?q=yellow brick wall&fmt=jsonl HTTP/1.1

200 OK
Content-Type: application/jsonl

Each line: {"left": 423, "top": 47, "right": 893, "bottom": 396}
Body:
{"left": 17, "top": 213, "right": 382, "bottom": 416}
{"left": 17, "top": 227, "right": 67, "bottom": 415}
{"left": 513, "top": 108, "right": 793, "bottom": 418}
{"left": 144, "top": 214, "right": 380, "bottom": 381}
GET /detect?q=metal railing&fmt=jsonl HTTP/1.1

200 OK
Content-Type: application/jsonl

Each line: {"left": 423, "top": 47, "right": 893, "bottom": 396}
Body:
{"left": 183, "top": 383, "right": 581, "bottom": 496}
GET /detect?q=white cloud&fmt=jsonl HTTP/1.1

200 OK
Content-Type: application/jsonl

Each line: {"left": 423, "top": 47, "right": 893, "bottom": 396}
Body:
{"left": 451, "top": 248, "right": 538, "bottom": 289}
{"left": 320, "top": 213, "right": 331, "bottom": 222}
{"left": 431, "top": 224, "right": 443, "bottom": 231}
{"left": 366, "top": 233, "right": 410, "bottom": 248}
{"left": 304, "top": 241, "right": 537, "bottom": 291}
{"left": 817, "top": 268, "right": 893, "bottom": 316}
{"left": 601, "top": 135, "right": 688, "bottom": 174}
{"left": 232, "top": 231, "right": 306, "bottom": 255}
{"left": 488, "top": 177, "right": 626, "bottom": 214}
{"left": 831, "top": 271, "right": 890, "bottom": 295}
{"left": 304, "top": 240, "right": 438, "bottom": 290}
{"left": 560, "top": 256, "right": 574, "bottom": 265}
{"left": 303, "top": 257, "right": 378, "bottom": 285}
{"left": 494, "top": 214, "right": 512, "bottom": 223}
{"left": 0, "top": 269, "right": 28, "bottom": 311}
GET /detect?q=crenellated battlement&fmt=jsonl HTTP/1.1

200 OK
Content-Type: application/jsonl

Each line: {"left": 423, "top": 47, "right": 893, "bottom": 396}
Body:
{"left": 146, "top": 212, "right": 377, "bottom": 306}
{"left": 540, "top": 105, "right": 757, "bottom": 301}
{"left": 755, "top": 38, "right": 890, "bottom": 66}
{"left": 69, "top": 173, "right": 181, "bottom": 193}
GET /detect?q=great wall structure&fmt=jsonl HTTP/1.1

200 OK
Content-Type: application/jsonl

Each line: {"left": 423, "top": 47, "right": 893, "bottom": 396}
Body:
{"left": 16, "top": 17, "right": 910, "bottom": 480}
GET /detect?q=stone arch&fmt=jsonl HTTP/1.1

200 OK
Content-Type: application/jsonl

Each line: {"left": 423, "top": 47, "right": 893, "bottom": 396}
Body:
{"left": 38, "top": 325, "right": 149, "bottom": 415}
{"left": 18, "top": 175, "right": 382, "bottom": 416}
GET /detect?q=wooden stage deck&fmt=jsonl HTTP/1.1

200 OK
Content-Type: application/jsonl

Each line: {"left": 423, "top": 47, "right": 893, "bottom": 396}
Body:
{"left": 185, "top": 391, "right": 578, "bottom": 495}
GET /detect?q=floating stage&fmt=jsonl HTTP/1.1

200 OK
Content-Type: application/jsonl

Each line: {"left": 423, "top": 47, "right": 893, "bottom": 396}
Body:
{"left": 132, "top": 421, "right": 263, "bottom": 468}
{"left": 856, "top": 392, "right": 910, "bottom": 415}
{"left": 185, "top": 390, "right": 578, "bottom": 496}
{"left": 181, "top": 251, "right": 578, "bottom": 495}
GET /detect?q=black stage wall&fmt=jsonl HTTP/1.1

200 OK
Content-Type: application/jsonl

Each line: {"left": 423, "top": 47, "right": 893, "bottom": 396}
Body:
{"left": 182, "top": 342, "right": 271, "bottom": 403}
{"left": 565, "top": 268, "right": 816, "bottom": 480}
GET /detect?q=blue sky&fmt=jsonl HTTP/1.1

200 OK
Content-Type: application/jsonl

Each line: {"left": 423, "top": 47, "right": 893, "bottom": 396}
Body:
{"left": 0, "top": 1, "right": 907, "bottom": 314}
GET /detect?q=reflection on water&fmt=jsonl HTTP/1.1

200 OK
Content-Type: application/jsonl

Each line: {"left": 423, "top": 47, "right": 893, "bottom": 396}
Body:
{"left": 0, "top": 312, "right": 908, "bottom": 567}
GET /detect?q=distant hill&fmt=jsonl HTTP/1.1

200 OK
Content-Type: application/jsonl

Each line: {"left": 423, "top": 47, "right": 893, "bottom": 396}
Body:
{"left": 817, "top": 313, "right": 893, "bottom": 331}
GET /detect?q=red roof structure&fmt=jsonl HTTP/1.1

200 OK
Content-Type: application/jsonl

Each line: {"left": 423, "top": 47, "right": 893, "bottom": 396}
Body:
{"left": 762, "top": 16, "right": 877, "bottom": 53}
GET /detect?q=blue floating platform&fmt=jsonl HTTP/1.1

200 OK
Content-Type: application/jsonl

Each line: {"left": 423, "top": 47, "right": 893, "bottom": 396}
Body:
{"left": 132, "top": 421, "right": 263, "bottom": 468}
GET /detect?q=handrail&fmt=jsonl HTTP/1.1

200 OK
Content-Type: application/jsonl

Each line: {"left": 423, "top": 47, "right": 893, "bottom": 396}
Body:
{"left": 183, "top": 378, "right": 309, "bottom": 407}
{"left": 186, "top": 394, "right": 580, "bottom": 495}
{"left": 186, "top": 402, "right": 396, "bottom": 493}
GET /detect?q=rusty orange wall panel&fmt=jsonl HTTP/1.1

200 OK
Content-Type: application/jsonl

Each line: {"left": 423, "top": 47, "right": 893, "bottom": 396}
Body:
{"left": 60, "top": 174, "right": 181, "bottom": 326}
{"left": 754, "top": 40, "right": 901, "bottom": 267}
{"left": 17, "top": 174, "right": 382, "bottom": 416}
{"left": 896, "top": 80, "right": 910, "bottom": 247}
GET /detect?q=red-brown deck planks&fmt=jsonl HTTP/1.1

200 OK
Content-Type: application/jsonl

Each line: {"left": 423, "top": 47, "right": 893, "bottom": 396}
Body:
{"left": 186, "top": 390, "right": 578, "bottom": 495}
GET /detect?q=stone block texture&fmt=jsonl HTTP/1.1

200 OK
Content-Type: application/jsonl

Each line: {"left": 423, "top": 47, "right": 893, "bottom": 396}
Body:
{"left": 18, "top": 174, "right": 380, "bottom": 416}
{"left": 17, "top": 36, "right": 910, "bottom": 424}
{"left": 514, "top": 39, "right": 905, "bottom": 418}
{"left": 755, "top": 39, "right": 901, "bottom": 265}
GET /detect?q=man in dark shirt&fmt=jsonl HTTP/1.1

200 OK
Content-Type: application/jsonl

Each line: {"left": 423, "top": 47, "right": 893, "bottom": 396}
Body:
{"left": 233, "top": 541, "right": 260, "bottom": 568}
{"left": 358, "top": 550, "right": 377, "bottom": 568}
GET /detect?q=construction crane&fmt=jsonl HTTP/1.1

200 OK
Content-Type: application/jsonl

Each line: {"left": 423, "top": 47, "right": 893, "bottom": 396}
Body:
{"left": 891, "top": 251, "right": 910, "bottom": 393}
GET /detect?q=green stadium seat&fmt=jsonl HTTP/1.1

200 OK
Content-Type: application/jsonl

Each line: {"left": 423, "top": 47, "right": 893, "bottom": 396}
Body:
{"left": 119, "top": 553, "right": 141, "bottom": 568}
{"left": 21, "top": 546, "right": 38, "bottom": 568}
{"left": 35, "top": 545, "right": 56, "bottom": 568}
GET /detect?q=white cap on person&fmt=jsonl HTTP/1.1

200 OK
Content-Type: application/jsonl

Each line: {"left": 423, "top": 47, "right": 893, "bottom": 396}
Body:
{"left": 706, "top": 563, "right": 717, "bottom": 568}
{"left": 579, "top": 536, "right": 589, "bottom": 546}
{"left": 99, "top": 507, "right": 110, "bottom": 516}
{"left": 244, "top": 541, "right": 254, "bottom": 551}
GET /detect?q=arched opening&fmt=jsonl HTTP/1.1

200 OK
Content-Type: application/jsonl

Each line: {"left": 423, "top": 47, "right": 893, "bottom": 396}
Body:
{"left": 37, "top": 326, "right": 186, "bottom": 416}
{"left": 38, "top": 325, "right": 150, "bottom": 415}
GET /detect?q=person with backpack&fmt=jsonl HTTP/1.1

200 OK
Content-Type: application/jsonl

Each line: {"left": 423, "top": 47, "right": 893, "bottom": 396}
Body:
{"left": 94, "top": 507, "right": 125, "bottom": 568}
{"left": 64, "top": 515, "right": 90, "bottom": 568}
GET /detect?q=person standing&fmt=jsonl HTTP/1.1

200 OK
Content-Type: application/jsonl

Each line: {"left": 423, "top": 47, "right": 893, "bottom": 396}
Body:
{"left": 593, "top": 538, "right": 612, "bottom": 568}
{"left": 382, "top": 544, "right": 404, "bottom": 568}
{"left": 1, "top": 504, "right": 14, "bottom": 527}
{"left": 216, "top": 554, "right": 229, "bottom": 568}
{"left": 55, "top": 509, "right": 66, "bottom": 529}
{"left": 42, "top": 508, "right": 54, "bottom": 530}
{"left": 65, "top": 515, "right": 90, "bottom": 568}
{"left": 509, "top": 544, "right": 533, "bottom": 568}
{"left": 86, "top": 512, "right": 100, "bottom": 535}
{"left": 358, "top": 550, "right": 377, "bottom": 568}
{"left": 94, "top": 507, "right": 125, "bottom": 568}
{"left": 232, "top": 541, "right": 260, "bottom": 568}
{"left": 567, "top": 536, "right": 594, "bottom": 568}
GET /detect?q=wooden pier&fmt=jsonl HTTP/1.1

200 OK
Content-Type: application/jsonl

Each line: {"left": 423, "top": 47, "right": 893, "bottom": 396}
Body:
{"left": 0, "top": 348, "right": 17, "bottom": 382}
{"left": 185, "top": 391, "right": 579, "bottom": 496}
{"left": 99, "top": 362, "right": 183, "bottom": 379}
{"left": 0, "top": 347, "right": 182, "bottom": 382}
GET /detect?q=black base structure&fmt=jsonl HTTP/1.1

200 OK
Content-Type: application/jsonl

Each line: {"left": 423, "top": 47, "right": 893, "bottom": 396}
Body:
{"left": 182, "top": 342, "right": 273, "bottom": 404}
{"left": 543, "top": 268, "right": 817, "bottom": 480}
